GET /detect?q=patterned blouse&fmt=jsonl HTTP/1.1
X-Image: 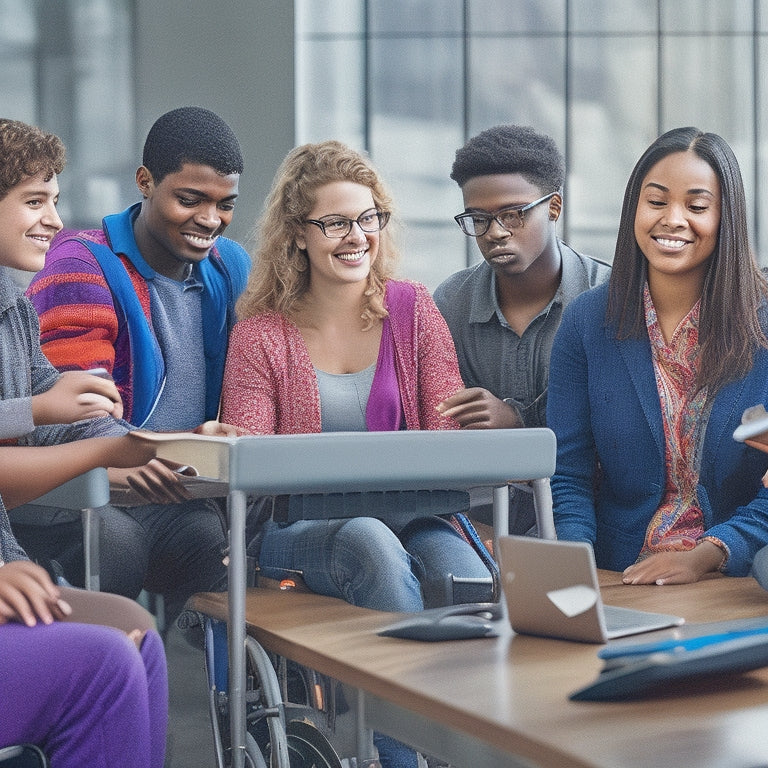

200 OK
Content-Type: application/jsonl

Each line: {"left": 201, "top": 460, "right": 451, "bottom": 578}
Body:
{"left": 639, "top": 284, "right": 708, "bottom": 558}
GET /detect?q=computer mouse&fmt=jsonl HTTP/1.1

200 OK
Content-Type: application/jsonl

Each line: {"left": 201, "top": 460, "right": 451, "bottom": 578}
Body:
{"left": 377, "top": 602, "right": 502, "bottom": 641}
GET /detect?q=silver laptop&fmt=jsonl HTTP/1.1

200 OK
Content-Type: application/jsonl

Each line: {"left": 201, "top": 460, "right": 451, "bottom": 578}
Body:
{"left": 497, "top": 536, "right": 685, "bottom": 643}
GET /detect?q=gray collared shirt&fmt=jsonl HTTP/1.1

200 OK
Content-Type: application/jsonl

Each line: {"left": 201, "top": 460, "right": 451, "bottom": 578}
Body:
{"left": 433, "top": 242, "right": 611, "bottom": 533}
{"left": 433, "top": 240, "right": 611, "bottom": 429}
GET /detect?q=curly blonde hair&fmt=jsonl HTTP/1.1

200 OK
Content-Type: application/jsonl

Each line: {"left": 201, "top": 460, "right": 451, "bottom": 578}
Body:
{"left": 0, "top": 119, "right": 65, "bottom": 201}
{"left": 237, "top": 140, "right": 399, "bottom": 327}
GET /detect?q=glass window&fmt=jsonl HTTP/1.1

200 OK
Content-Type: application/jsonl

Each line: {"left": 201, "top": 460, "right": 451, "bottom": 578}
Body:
{"left": 369, "top": 0, "right": 463, "bottom": 34}
{"left": 0, "top": 0, "right": 38, "bottom": 120}
{"left": 661, "top": 35, "right": 754, "bottom": 136}
{"left": 396, "top": 222, "right": 470, "bottom": 290}
{"left": 295, "top": 38, "right": 366, "bottom": 147}
{"left": 467, "top": 36, "right": 566, "bottom": 143}
{"left": 469, "top": 0, "right": 566, "bottom": 34}
{"left": 661, "top": 0, "right": 754, "bottom": 33}
{"left": 295, "top": 0, "right": 768, "bottom": 281}
{"left": 568, "top": 36, "right": 658, "bottom": 264}
{"left": 569, "top": 0, "right": 657, "bottom": 33}
{"left": 0, "top": 0, "right": 134, "bottom": 284}
{"left": 295, "top": 0, "right": 364, "bottom": 36}
{"left": 368, "top": 36, "right": 464, "bottom": 286}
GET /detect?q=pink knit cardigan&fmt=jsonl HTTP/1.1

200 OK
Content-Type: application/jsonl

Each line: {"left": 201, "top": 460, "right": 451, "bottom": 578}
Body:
{"left": 221, "top": 280, "right": 463, "bottom": 434}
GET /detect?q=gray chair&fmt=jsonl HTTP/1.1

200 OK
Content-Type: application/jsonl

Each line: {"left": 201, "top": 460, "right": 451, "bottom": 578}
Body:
{"left": 11, "top": 468, "right": 109, "bottom": 591}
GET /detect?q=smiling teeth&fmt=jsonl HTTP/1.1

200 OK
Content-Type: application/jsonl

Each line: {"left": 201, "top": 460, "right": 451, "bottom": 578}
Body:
{"left": 656, "top": 238, "right": 686, "bottom": 249}
{"left": 336, "top": 250, "right": 366, "bottom": 261}
{"left": 185, "top": 234, "right": 216, "bottom": 246}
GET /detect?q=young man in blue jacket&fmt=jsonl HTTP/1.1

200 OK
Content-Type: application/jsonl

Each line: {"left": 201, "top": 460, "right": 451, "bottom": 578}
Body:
{"left": 19, "top": 107, "right": 250, "bottom": 621}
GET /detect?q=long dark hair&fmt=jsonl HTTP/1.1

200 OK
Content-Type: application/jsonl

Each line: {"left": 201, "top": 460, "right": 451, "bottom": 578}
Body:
{"left": 607, "top": 126, "right": 768, "bottom": 393}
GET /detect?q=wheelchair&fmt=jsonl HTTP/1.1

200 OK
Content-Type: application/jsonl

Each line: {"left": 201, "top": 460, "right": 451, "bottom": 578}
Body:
{"left": 202, "top": 614, "right": 345, "bottom": 768}
{"left": 198, "top": 562, "right": 496, "bottom": 768}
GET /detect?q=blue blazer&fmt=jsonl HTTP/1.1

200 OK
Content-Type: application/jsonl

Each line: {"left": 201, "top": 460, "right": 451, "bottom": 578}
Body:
{"left": 547, "top": 282, "right": 768, "bottom": 575}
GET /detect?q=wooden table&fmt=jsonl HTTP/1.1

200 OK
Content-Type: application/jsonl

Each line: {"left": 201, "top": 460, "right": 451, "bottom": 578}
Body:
{"left": 192, "top": 573, "right": 768, "bottom": 768}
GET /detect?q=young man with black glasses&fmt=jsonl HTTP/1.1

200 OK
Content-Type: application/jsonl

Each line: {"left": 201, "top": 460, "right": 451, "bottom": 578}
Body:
{"left": 434, "top": 124, "right": 610, "bottom": 534}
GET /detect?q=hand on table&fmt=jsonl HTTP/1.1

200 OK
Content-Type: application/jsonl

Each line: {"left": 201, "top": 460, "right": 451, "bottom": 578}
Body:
{"left": 622, "top": 543, "right": 725, "bottom": 585}
{"left": 108, "top": 458, "right": 196, "bottom": 505}
{"left": 193, "top": 420, "right": 246, "bottom": 437}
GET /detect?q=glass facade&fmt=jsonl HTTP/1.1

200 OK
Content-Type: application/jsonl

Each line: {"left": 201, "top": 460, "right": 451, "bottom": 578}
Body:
{"left": 1, "top": 0, "right": 135, "bottom": 232}
{"left": 2, "top": 1, "right": 768, "bottom": 290}
{"left": 296, "top": 0, "right": 768, "bottom": 289}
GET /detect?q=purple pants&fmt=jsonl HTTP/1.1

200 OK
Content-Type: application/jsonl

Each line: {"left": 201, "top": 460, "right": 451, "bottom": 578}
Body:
{"left": 0, "top": 622, "right": 167, "bottom": 768}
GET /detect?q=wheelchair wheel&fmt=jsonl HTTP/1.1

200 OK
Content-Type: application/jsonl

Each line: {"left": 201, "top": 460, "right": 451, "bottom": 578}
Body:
{"left": 281, "top": 720, "right": 343, "bottom": 768}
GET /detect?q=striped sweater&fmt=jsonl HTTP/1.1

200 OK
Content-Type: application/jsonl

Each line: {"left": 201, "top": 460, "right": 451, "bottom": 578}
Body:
{"left": 26, "top": 203, "right": 250, "bottom": 425}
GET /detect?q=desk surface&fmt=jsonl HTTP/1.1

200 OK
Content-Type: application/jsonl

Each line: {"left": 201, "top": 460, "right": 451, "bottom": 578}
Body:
{"left": 192, "top": 573, "right": 768, "bottom": 768}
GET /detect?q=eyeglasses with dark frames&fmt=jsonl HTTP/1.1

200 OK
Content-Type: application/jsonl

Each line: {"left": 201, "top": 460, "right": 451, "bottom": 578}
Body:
{"left": 305, "top": 208, "right": 391, "bottom": 239}
{"left": 454, "top": 192, "right": 558, "bottom": 237}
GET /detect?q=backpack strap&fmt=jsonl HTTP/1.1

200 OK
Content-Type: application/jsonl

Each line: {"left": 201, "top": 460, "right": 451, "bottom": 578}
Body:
{"left": 73, "top": 238, "right": 163, "bottom": 426}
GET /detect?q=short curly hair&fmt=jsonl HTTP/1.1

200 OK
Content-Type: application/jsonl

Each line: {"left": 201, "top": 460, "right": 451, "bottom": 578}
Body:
{"left": 142, "top": 106, "right": 243, "bottom": 184}
{"left": 0, "top": 118, "right": 66, "bottom": 201}
{"left": 450, "top": 124, "right": 564, "bottom": 192}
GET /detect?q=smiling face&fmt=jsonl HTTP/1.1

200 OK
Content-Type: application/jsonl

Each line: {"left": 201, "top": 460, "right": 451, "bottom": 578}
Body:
{"left": 0, "top": 171, "right": 63, "bottom": 272}
{"left": 460, "top": 173, "right": 561, "bottom": 280}
{"left": 133, "top": 161, "right": 239, "bottom": 280}
{"left": 634, "top": 150, "right": 721, "bottom": 289}
{"left": 295, "top": 180, "right": 379, "bottom": 290}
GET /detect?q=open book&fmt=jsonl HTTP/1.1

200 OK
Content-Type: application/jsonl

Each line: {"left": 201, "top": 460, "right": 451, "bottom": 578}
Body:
{"left": 733, "top": 404, "right": 768, "bottom": 453}
{"left": 111, "top": 431, "right": 235, "bottom": 506}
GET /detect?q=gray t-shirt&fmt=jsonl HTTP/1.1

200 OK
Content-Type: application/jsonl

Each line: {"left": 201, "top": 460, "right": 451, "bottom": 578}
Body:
{"left": 143, "top": 270, "right": 206, "bottom": 431}
{"left": 315, "top": 364, "right": 376, "bottom": 432}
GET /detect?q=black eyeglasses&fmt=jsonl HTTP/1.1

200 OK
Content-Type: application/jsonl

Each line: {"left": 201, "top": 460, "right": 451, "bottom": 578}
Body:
{"left": 454, "top": 192, "right": 557, "bottom": 237}
{"left": 305, "top": 208, "right": 390, "bottom": 239}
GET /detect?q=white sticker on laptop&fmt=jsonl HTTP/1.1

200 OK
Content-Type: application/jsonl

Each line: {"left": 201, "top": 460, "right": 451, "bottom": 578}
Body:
{"left": 546, "top": 585, "right": 598, "bottom": 618}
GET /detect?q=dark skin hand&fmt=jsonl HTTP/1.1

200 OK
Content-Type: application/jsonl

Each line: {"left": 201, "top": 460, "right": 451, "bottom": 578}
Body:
{"left": 622, "top": 541, "right": 725, "bottom": 585}
{"left": 109, "top": 420, "right": 243, "bottom": 504}
{"left": 0, "top": 561, "right": 146, "bottom": 648}
{"left": 0, "top": 560, "right": 69, "bottom": 627}
{"left": 437, "top": 388, "right": 524, "bottom": 429}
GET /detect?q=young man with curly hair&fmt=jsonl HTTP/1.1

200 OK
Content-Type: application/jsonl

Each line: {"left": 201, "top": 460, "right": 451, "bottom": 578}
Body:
{"left": 434, "top": 125, "right": 610, "bottom": 534}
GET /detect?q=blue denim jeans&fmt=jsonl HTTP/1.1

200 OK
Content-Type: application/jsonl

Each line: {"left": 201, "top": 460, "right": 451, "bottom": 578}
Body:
{"left": 257, "top": 514, "right": 492, "bottom": 612}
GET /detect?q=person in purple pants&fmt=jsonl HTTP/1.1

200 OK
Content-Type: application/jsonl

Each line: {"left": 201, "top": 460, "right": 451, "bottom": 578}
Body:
{"left": 0, "top": 510, "right": 168, "bottom": 768}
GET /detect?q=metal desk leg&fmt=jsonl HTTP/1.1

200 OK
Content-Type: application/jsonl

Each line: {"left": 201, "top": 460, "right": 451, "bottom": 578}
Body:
{"left": 228, "top": 489, "right": 248, "bottom": 768}
{"left": 354, "top": 689, "right": 379, "bottom": 767}
{"left": 81, "top": 507, "right": 100, "bottom": 591}
{"left": 492, "top": 485, "right": 509, "bottom": 560}
{"left": 531, "top": 478, "right": 555, "bottom": 540}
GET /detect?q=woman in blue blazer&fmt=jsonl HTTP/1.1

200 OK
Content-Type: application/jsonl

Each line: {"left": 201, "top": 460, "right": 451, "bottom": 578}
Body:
{"left": 548, "top": 127, "right": 768, "bottom": 583}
